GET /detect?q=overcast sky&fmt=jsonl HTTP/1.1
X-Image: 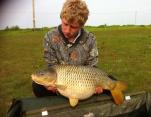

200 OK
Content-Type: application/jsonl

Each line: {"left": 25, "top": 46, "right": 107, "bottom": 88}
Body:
{"left": 0, "top": 0, "right": 151, "bottom": 29}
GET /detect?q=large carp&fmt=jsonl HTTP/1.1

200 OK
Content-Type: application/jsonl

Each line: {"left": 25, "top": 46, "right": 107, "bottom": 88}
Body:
{"left": 31, "top": 65, "right": 127, "bottom": 107}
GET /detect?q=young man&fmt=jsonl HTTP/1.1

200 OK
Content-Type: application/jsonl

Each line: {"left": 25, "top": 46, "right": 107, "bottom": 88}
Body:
{"left": 32, "top": 0, "right": 102, "bottom": 97}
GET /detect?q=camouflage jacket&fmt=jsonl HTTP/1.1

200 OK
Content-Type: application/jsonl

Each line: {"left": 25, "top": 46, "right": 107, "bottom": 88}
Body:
{"left": 44, "top": 25, "right": 99, "bottom": 67}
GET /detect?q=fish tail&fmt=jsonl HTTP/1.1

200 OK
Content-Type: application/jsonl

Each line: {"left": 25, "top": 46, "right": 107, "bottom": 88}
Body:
{"left": 111, "top": 81, "right": 127, "bottom": 105}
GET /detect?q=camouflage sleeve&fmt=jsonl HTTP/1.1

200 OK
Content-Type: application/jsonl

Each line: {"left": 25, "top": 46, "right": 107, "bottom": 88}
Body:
{"left": 43, "top": 32, "right": 58, "bottom": 67}
{"left": 85, "top": 33, "right": 99, "bottom": 67}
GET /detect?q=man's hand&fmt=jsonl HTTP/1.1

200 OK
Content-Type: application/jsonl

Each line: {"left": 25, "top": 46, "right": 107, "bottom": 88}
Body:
{"left": 95, "top": 87, "right": 103, "bottom": 94}
{"left": 45, "top": 86, "right": 57, "bottom": 93}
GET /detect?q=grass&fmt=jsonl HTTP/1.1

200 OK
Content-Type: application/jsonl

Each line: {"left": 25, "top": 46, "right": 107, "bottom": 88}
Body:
{"left": 95, "top": 27, "right": 151, "bottom": 92}
{"left": 0, "top": 26, "right": 151, "bottom": 116}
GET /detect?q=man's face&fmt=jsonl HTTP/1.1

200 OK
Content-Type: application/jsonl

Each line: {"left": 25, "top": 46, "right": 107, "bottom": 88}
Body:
{"left": 61, "top": 18, "right": 81, "bottom": 39}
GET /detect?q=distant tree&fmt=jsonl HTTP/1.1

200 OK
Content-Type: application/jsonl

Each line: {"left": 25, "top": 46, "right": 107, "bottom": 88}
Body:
{"left": 10, "top": 25, "right": 20, "bottom": 30}
{"left": 42, "top": 27, "right": 49, "bottom": 30}
{"left": 98, "top": 24, "right": 107, "bottom": 28}
{"left": 4, "top": 26, "right": 9, "bottom": 30}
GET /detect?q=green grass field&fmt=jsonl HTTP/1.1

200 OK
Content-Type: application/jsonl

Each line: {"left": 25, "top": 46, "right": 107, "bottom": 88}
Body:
{"left": 0, "top": 26, "right": 151, "bottom": 116}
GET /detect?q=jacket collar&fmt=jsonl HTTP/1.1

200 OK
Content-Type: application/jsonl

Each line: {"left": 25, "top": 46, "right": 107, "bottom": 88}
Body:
{"left": 58, "top": 25, "right": 85, "bottom": 46}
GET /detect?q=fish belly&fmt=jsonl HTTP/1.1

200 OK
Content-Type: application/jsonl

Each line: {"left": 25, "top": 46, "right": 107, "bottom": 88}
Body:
{"left": 58, "top": 85, "right": 95, "bottom": 100}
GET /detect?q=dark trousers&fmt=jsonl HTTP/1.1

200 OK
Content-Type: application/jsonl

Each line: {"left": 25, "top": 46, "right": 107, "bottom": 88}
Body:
{"left": 32, "top": 81, "right": 57, "bottom": 97}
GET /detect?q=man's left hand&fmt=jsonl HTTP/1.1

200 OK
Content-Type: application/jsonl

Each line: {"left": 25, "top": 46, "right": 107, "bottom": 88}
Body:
{"left": 95, "top": 87, "right": 103, "bottom": 94}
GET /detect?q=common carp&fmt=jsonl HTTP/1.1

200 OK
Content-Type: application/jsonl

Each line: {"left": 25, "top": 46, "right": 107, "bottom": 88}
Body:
{"left": 31, "top": 65, "right": 127, "bottom": 107}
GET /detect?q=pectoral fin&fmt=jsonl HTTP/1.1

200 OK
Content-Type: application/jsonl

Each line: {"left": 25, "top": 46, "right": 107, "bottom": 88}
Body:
{"left": 55, "top": 84, "right": 67, "bottom": 90}
{"left": 69, "top": 98, "right": 79, "bottom": 107}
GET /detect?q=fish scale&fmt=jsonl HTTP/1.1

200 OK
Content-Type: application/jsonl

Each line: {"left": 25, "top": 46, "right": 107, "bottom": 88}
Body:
{"left": 54, "top": 65, "right": 108, "bottom": 100}
{"left": 32, "top": 65, "right": 127, "bottom": 107}
{"left": 53, "top": 65, "right": 96, "bottom": 99}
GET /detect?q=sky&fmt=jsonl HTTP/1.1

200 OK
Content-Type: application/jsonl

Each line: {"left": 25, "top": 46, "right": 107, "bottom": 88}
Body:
{"left": 0, "top": 0, "right": 151, "bottom": 29}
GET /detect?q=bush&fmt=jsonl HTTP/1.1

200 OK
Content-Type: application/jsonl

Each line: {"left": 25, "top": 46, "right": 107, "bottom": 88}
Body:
{"left": 10, "top": 25, "right": 20, "bottom": 30}
{"left": 5, "top": 25, "right": 20, "bottom": 31}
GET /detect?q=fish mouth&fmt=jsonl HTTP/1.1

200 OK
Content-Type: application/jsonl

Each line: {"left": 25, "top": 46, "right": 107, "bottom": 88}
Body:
{"left": 31, "top": 74, "right": 42, "bottom": 83}
{"left": 31, "top": 74, "right": 37, "bottom": 81}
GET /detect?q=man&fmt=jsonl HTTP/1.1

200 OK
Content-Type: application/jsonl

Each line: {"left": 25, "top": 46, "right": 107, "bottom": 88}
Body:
{"left": 32, "top": 0, "right": 103, "bottom": 97}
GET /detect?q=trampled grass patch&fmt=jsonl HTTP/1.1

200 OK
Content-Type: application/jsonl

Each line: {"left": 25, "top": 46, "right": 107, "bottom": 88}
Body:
{"left": 0, "top": 26, "right": 151, "bottom": 116}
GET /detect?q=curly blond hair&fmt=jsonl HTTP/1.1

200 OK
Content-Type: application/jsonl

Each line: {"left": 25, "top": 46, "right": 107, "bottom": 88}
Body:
{"left": 60, "top": 0, "right": 89, "bottom": 26}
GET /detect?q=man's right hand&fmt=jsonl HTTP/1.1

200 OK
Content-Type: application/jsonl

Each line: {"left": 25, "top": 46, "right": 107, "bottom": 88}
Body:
{"left": 45, "top": 86, "right": 57, "bottom": 93}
